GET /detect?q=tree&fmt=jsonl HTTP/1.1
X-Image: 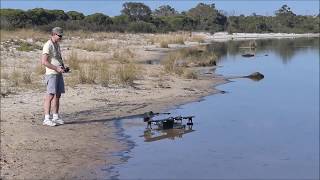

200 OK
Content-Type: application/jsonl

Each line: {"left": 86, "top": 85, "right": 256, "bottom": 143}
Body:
{"left": 275, "top": 5, "right": 296, "bottom": 16}
{"left": 26, "top": 8, "right": 54, "bottom": 25}
{"left": 163, "top": 15, "right": 195, "bottom": 31}
{"left": 186, "top": 3, "right": 227, "bottom": 31}
{"left": 67, "top": 11, "right": 85, "bottom": 20}
{"left": 275, "top": 5, "right": 297, "bottom": 29}
{"left": 48, "top": 10, "right": 69, "bottom": 21}
{"left": 153, "top": 5, "right": 178, "bottom": 17}
{"left": 0, "top": 9, "right": 30, "bottom": 29}
{"left": 121, "top": 2, "right": 152, "bottom": 22}
{"left": 84, "top": 13, "right": 112, "bottom": 26}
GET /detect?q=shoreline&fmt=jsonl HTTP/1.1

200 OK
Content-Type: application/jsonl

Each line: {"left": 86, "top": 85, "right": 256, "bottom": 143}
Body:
{"left": 0, "top": 32, "right": 318, "bottom": 179}
{"left": 194, "top": 32, "right": 320, "bottom": 42}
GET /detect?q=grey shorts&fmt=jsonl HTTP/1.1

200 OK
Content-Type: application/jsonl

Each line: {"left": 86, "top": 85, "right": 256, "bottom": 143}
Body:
{"left": 45, "top": 74, "right": 65, "bottom": 94}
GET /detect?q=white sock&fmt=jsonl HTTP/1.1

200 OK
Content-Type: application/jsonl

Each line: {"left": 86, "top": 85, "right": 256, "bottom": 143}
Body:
{"left": 44, "top": 114, "right": 50, "bottom": 120}
{"left": 53, "top": 113, "right": 59, "bottom": 119}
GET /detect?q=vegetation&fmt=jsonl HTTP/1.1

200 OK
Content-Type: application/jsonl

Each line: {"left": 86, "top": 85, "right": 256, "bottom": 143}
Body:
{"left": 0, "top": 3, "right": 318, "bottom": 33}
{"left": 16, "top": 41, "right": 41, "bottom": 51}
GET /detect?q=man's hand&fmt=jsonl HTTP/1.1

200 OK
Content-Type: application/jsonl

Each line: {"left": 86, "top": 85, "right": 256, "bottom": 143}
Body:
{"left": 56, "top": 66, "right": 65, "bottom": 73}
{"left": 41, "top": 54, "right": 65, "bottom": 73}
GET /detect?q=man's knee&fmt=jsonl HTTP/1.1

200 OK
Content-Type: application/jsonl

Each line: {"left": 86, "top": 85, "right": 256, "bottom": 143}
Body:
{"left": 45, "top": 94, "right": 54, "bottom": 101}
{"left": 55, "top": 93, "right": 61, "bottom": 99}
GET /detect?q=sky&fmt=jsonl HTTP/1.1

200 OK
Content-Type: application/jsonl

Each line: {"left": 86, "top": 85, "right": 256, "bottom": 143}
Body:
{"left": 1, "top": 0, "right": 319, "bottom": 16}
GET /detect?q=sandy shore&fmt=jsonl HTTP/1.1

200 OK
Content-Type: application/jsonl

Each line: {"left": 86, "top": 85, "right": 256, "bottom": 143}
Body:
{"left": 195, "top": 32, "right": 319, "bottom": 42}
{"left": 0, "top": 32, "right": 318, "bottom": 179}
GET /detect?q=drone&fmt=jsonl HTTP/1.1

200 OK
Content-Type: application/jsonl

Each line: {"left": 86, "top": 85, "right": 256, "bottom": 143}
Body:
{"left": 141, "top": 111, "right": 195, "bottom": 142}
{"left": 143, "top": 111, "right": 194, "bottom": 130}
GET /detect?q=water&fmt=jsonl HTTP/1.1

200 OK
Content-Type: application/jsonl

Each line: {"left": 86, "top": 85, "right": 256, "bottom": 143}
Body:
{"left": 106, "top": 38, "right": 319, "bottom": 179}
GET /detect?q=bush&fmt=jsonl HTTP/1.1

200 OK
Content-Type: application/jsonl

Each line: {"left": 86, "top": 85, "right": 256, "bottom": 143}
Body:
{"left": 127, "top": 21, "right": 156, "bottom": 33}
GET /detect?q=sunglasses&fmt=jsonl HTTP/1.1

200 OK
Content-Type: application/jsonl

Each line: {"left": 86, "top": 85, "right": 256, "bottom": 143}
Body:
{"left": 56, "top": 34, "right": 62, "bottom": 38}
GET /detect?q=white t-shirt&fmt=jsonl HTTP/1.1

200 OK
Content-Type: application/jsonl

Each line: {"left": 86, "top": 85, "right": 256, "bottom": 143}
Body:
{"left": 42, "top": 40, "right": 64, "bottom": 75}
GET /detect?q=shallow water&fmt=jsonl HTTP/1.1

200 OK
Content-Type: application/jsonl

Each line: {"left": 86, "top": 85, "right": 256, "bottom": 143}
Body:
{"left": 106, "top": 38, "right": 319, "bottom": 179}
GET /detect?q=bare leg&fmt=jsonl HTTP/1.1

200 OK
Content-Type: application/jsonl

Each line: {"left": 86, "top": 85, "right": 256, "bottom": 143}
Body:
{"left": 44, "top": 94, "right": 54, "bottom": 115}
{"left": 52, "top": 93, "right": 61, "bottom": 114}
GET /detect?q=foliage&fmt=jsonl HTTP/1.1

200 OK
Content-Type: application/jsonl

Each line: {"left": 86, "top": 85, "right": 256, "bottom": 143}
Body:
{"left": 153, "top": 5, "right": 178, "bottom": 17}
{"left": 121, "top": 2, "right": 152, "bottom": 22}
{"left": 0, "top": 4, "right": 319, "bottom": 33}
{"left": 127, "top": 21, "right": 156, "bottom": 33}
{"left": 67, "top": 11, "right": 85, "bottom": 20}
{"left": 186, "top": 3, "right": 227, "bottom": 32}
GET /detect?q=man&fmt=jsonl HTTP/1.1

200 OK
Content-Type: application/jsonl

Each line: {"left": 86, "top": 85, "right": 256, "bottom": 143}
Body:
{"left": 41, "top": 27, "right": 66, "bottom": 126}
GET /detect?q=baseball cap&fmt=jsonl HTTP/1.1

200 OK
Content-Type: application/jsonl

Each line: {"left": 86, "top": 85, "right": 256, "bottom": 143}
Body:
{"left": 52, "top": 27, "right": 63, "bottom": 36}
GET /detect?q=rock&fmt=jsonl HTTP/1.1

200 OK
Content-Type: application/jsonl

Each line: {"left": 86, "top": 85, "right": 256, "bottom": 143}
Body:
{"left": 245, "top": 72, "right": 264, "bottom": 81}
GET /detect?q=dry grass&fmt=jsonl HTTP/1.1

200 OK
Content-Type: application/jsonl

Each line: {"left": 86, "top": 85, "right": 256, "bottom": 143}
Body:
{"left": 148, "top": 32, "right": 206, "bottom": 46}
{"left": 63, "top": 52, "right": 112, "bottom": 87}
{"left": 74, "top": 40, "right": 110, "bottom": 52}
{"left": 65, "top": 51, "right": 80, "bottom": 70}
{"left": 79, "top": 61, "right": 98, "bottom": 84}
{"left": 183, "top": 69, "right": 198, "bottom": 79}
{"left": 115, "top": 63, "right": 139, "bottom": 86}
{"left": 160, "top": 41, "right": 169, "bottom": 48}
{"left": 0, "top": 29, "right": 48, "bottom": 42}
{"left": 149, "top": 33, "right": 187, "bottom": 48}
{"left": 10, "top": 69, "right": 21, "bottom": 87}
{"left": 1, "top": 85, "right": 16, "bottom": 98}
{"left": 98, "top": 64, "right": 110, "bottom": 87}
{"left": 112, "top": 48, "right": 135, "bottom": 63}
{"left": 162, "top": 46, "right": 218, "bottom": 77}
{"left": 1, "top": 71, "right": 9, "bottom": 80}
{"left": 175, "top": 47, "right": 218, "bottom": 67}
{"left": 22, "top": 71, "right": 32, "bottom": 84}
{"left": 34, "top": 63, "right": 46, "bottom": 75}
{"left": 64, "top": 70, "right": 80, "bottom": 87}
{"left": 66, "top": 31, "right": 124, "bottom": 40}
{"left": 188, "top": 35, "right": 206, "bottom": 43}
{"left": 162, "top": 53, "right": 184, "bottom": 75}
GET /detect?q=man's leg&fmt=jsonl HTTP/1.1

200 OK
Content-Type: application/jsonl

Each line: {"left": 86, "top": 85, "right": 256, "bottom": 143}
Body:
{"left": 44, "top": 94, "right": 54, "bottom": 116}
{"left": 52, "top": 93, "right": 61, "bottom": 114}
{"left": 52, "top": 93, "right": 64, "bottom": 124}
{"left": 43, "top": 94, "right": 56, "bottom": 126}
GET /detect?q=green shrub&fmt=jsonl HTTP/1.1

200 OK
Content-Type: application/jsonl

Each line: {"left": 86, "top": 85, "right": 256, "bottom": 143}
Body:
{"left": 127, "top": 21, "right": 156, "bottom": 33}
{"left": 16, "top": 41, "right": 41, "bottom": 52}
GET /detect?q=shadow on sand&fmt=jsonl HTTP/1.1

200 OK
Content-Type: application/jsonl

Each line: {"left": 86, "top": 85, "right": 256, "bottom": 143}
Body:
{"left": 64, "top": 113, "right": 146, "bottom": 125}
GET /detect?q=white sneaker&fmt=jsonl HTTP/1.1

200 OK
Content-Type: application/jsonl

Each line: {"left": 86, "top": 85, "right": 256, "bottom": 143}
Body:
{"left": 43, "top": 119, "right": 56, "bottom": 127}
{"left": 52, "top": 118, "right": 64, "bottom": 125}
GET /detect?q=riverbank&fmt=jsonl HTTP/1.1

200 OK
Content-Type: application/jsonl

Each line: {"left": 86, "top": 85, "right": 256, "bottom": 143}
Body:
{"left": 195, "top": 32, "right": 320, "bottom": 42}
{"left": 0, "top": 31, "right": 318, "bottom": 179}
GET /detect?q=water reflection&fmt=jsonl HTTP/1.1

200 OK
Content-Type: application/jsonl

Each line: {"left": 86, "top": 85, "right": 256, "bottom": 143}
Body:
{"left": 206, "top": 37, "right": 319, "bottom": 64}
{"left": 142, "top": 126, "right": 195, "bottom": 142}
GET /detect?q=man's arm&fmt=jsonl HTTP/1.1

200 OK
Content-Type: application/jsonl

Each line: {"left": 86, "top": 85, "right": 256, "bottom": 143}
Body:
{"left": 41, "top": 54, "right": 64, "bottom": 73}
